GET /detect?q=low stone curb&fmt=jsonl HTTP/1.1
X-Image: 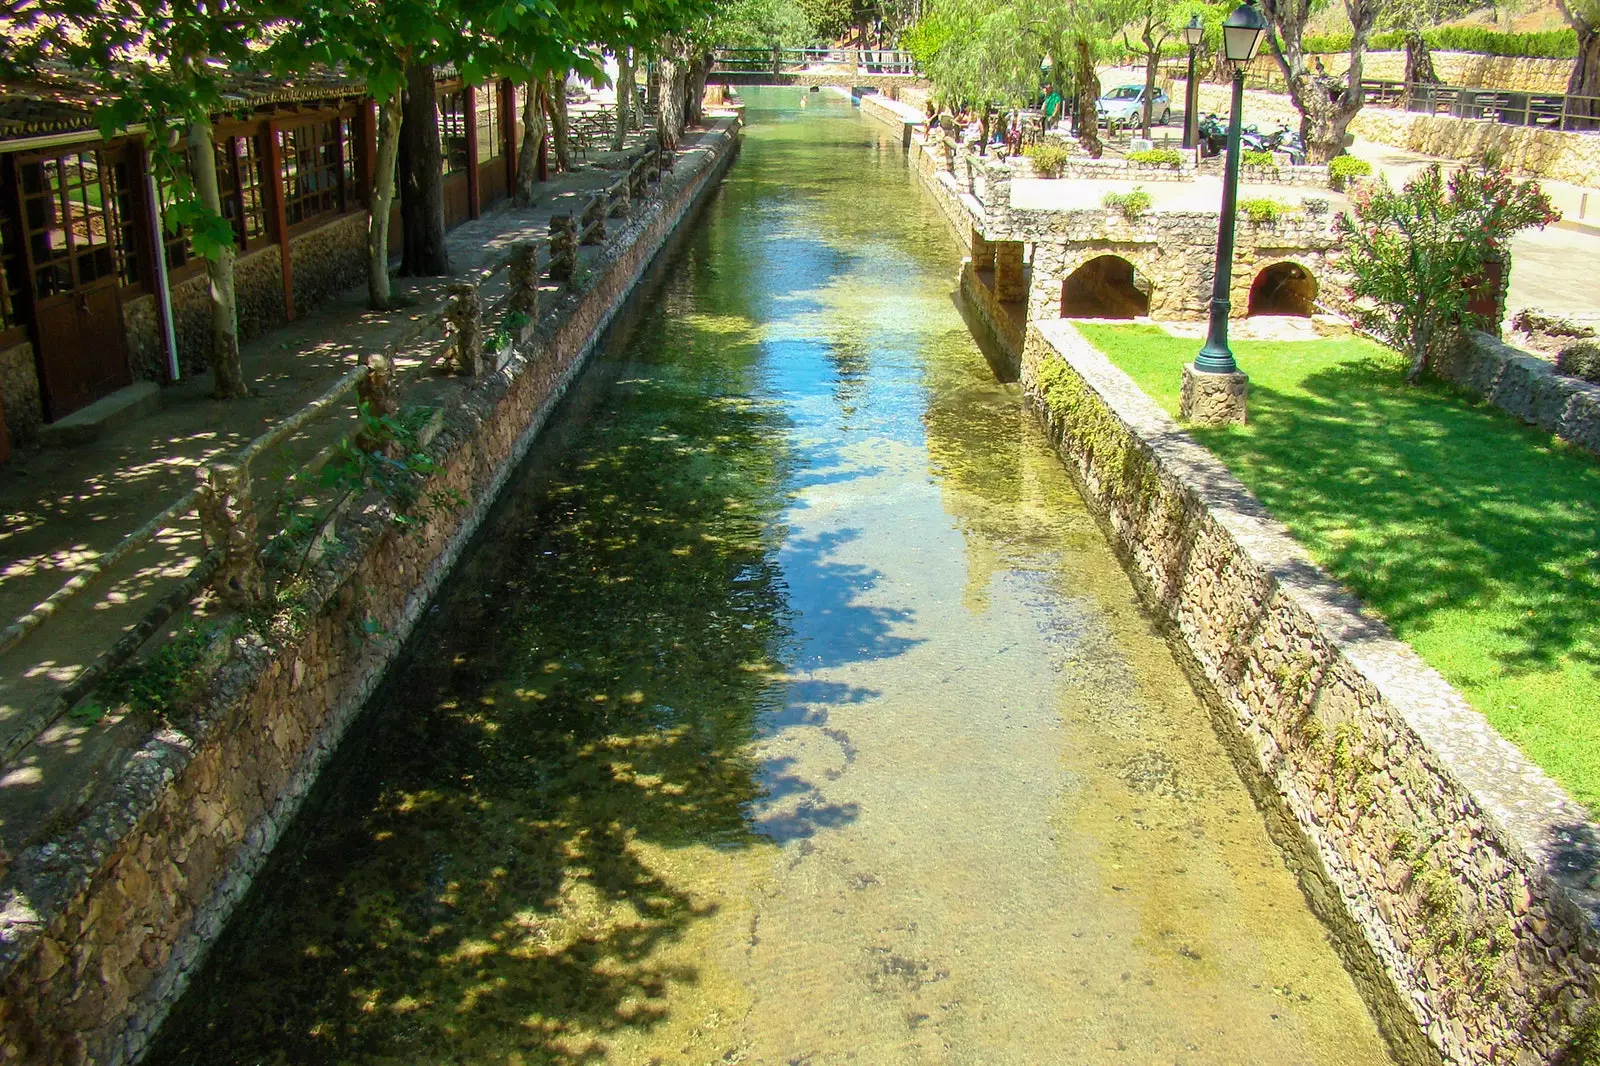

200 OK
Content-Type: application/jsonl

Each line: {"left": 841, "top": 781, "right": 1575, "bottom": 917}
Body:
{"left": 1023, "top": 319, "right": 1600, "bottom": 1066}
{"left": 0, "top": 116, "right": 742, "bottom": 1066}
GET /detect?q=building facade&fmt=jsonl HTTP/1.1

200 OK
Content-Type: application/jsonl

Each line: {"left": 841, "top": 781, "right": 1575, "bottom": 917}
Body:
{"left": 0, "top": 70, "right": 528, "bottom": 457}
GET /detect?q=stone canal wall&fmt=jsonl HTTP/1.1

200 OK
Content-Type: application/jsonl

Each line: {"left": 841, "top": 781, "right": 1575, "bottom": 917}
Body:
{"left": 0, "top": 116, "right": 742, "bottom": 1066}
{"left": 1020, "top": 320, "right": 1600, "bottom": 1066}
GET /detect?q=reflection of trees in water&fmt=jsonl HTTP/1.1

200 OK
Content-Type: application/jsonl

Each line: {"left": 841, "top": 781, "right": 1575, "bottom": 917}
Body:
{"left": 146, "top": 269, "right": 813, "bottom": 1066}
{"left": 823, "top": 333, "right": 871, "bottom": 423}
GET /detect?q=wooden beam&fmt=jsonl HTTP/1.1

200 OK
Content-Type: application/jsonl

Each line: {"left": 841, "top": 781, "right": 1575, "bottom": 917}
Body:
{"left": 501, "top": 79, "right": 517, "bottom": 191}
{"left": 263, "top": 124, "right": 295, "bottom": 320}
{"left": 464, "top": 85, "right": 481, "bottom": 220}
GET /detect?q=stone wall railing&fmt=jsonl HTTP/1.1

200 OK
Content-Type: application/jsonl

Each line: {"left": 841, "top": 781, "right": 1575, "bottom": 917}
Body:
{"left": 1023, "top": 319, "right": 1600, "bottom": 1066}
{"left": 0, "top": 117, "right": 742, "bottom": 1066}
{"left": 1434, "top": 330, "right": 1600, "bottom": 458}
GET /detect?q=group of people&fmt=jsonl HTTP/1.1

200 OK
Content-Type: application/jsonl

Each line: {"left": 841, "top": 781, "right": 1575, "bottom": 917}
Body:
{"left": 921, "top": 82, "right": 1075, "bottom": 157}
{"left": 922, "top": 100, "right": 1034, "bottom": 156}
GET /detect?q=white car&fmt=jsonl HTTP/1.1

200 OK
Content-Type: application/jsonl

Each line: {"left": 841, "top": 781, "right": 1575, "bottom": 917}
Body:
{"left": 1096, "top": 85, "right": 1171, "bottom": 126}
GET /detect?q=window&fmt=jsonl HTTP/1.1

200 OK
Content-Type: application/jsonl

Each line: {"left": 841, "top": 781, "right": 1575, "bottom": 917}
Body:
{"left": 280, "top": 119, "right": 345, "bottom": 227}
{"left": 439, "top": 90, "right": 469, "bottom": 177}
{"left": 155, "top": 159, "right": 193, "bottom": 272}
{"left": 475, "top": 85, "right": 502, "bottom": 163}
{"left": 16, "top": 147, "right": 136, "bottom": 299}
{"left": 220, "top": 133, "right": 268, "bottom": 246}
{"left": 340, "top": 116, "right": 360, "bottom": 194}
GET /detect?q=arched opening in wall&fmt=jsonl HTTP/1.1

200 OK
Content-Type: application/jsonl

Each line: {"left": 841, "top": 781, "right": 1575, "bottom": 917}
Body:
{"left": 1248, "top": 262, "right": 1318, "bottom": 317}
{"left": 1060, "top": 256, "right": 1151, "bottom": 319}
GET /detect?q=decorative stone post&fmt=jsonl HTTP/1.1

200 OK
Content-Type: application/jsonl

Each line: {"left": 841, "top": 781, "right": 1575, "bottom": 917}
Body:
{"left": 994, "top": 241, "right": 1028, "bottom": 304}
{"left": 548, "top": 214, "right": 578, "bottom": 284}
{"left": 356, "top": 351, "right": 399, "bottom": 429}
{"left": 1180, "top": 363, "right": 1249, "bottom": 425}
{"left": 580, "top": 195, "right": 607, "bottom": 245}
{"left": 444, "top": 283, "right": 485, "bottom": 376}
{"left": 970, "top": 227, "right": 996, "bottom": 273}
{"left": 610, "top": 178, "right": 631, "bottom": 218}
{"left": 195, "top": 462, "right": 263, "bottom": 608}
{"left": 630, "top": 157, "right": 649, "bottom": 199}
{"left": 508, "top": 242, "right": 540, "bottom": 324}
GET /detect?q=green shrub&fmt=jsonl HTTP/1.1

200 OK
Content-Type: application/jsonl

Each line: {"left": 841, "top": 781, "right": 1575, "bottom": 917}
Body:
{"left": 1126, "top": 147, "right": 1184, "bottom": 168}
{"left": 1241, "top": 149, "right": 1276, "bottom": 167}
{"left": 1239, "top": 197, "right": 1289, "bottom": 223}
{"left": 1303, "top": 27, "right": 1577, "bottom": 59}
{"left": 1103, "top": 186, "right": 1153, "bottom": 218}
{"left": 1557, "top": 341, "right": 1600, "bottom": 385}
{"left": 1023, "top": 141, "right": 1071, "bottom": 178}
{"left": 1328, "top": 155, "right": 1373, "bottom": 189}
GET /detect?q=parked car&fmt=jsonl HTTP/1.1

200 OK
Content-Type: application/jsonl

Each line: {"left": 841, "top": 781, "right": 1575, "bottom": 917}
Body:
{"left": 1096, "top": 84, "right": 1171, "bottom": 127}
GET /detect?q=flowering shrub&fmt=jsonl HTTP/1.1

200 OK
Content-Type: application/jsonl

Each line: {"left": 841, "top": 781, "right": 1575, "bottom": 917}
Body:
{"left": 1023, "top": 142, "right": 1071, "bottom": 178}
{"left": 1336, "top": 165, "right": 1559, "bottom": 382}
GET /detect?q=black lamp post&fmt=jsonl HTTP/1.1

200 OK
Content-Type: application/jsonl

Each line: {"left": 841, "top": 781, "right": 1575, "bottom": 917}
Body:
{"left": 1194, "top": 0, "right": 1269, "bottom": 376}
{"left": 1182, "top": 16, "right": 1204, "bottom": 151}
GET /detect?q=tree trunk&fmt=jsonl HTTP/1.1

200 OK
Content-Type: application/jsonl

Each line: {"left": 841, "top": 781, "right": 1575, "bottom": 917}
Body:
{"left": 399, "top": 61, "right": 450, "bottom": 276}
{"left": 1567, "top": 24, "right": 1600, "bottom": 128}
{"left": 188, "top": 117, "right": 248, "bottom": 399}
{"left": 659, "top": 55, "right": 687, "bottom": 149}
{"left": 514, "top": 78, "right": 548, "bottom": 204}
{"left": 1142, "top": 45, "right": 1161, "bottom": 137}
{"left": 365, "top": 94, "right": 403, "bottom": 309}
{"left": 646, "top": 61, "right": 660, "bottom": 117}
{"left": 546, "top": 70, "right": 570, "bottom": 172}
{"left": 1403, "top": 30, "right": 1437, "bottom": 87}
{"left": 613, "top": 47, "right": 634, "bottom": 150}
{"left": 1273, "top": 0, "right": 1374, "bottom": 164}
{"left": 685, "top": 52, "right": 712, "bottom": 129}
{"left": 1073, "top": 36, "right": 1103, "bottom": 158}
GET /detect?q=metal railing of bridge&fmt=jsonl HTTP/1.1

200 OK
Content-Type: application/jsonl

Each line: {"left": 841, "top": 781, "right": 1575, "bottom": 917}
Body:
{"left": 1358, "top": 78, "right": 1600, "bottom": 133}
{"left": 711, "top": 48, "right": 918, "bottom": 77}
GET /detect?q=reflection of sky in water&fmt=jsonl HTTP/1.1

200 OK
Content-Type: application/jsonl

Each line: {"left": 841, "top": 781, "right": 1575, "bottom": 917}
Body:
{"left": 144, "top": 87, "right": 1399, "bottom": 1066}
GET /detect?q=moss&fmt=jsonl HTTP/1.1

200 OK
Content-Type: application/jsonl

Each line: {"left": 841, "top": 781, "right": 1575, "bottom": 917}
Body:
{"left": 1567, "top": 1007, "right": 1600, "bottom": 1065}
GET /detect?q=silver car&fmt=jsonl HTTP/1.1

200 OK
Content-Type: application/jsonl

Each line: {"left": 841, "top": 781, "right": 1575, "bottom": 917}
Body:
{"left": 1096, "top": 84, "right": 1171, "bottom": 126}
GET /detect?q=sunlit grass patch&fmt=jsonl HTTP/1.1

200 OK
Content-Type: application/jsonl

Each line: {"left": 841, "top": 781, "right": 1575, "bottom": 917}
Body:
{"left": 1078, "top": 322, "right": 1600, "bottom": 813}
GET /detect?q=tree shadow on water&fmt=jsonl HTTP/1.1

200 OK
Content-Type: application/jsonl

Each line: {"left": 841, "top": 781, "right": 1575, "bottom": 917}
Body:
{"left": 145, "top": 316, "right": 848, "bottom": 1065}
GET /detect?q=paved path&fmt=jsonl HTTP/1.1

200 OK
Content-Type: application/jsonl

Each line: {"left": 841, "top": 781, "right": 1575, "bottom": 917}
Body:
{"left": 0, "top": 129, "right": 673, "bottom": 857}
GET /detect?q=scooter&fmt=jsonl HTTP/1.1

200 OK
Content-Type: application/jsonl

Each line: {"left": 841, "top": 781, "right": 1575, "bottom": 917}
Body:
{"left": 1197, "top": 112, "right": 1228, "bottom": 158}
{"left": 1264, "top": 123, "right": 1307, "bottom": 165}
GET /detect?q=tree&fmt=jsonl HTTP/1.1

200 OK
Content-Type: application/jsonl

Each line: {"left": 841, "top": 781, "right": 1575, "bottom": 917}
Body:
{"left": 1558, "top": 0, "right": 1600, "bottom": 122}
{"left": 1380, "top": 0, "right": 1470, "bottom": 88}
{"left": 1335, "top": 165, "right": 1558, "bottom": 383}
{"left": 1122, "top": 0, "right": 1179, "bottom": 138}
{"left": 7, "top": 1, "right": 263, "bottom": 398}
{"left": 1263, "top": 0, "right": 1389, "bottom": 163}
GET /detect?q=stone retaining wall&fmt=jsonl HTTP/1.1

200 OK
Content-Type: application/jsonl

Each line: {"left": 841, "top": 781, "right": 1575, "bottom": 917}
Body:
{"left": 0, "top": 341, "right": 41, "bottom": 447}
{"left": 1434, "top": 330, "right": 1600, "bottom": 458}
{"left": 0, "top": 116, "right": 742, "bottom": 1066}
{"left": 1022, "top": 319, "right": 1600, "bottom": 1066}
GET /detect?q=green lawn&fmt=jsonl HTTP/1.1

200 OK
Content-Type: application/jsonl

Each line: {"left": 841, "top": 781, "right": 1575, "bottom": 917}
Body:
{"left": 1076, "top": 323, "right": 1600, "bottom": 814}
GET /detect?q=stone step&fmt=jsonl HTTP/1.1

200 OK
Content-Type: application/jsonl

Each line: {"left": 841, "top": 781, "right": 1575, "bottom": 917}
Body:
{"left": 39, "top": 382, "right": 161, "bottom": 448}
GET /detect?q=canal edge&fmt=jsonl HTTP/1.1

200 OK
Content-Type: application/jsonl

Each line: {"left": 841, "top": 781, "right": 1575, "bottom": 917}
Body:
{"left": 0, "top": 115, "right": 743, "bottom": 1066}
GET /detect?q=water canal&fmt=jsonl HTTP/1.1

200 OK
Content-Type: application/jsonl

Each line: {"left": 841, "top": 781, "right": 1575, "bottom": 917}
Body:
{"left": 147, "top": 89, "right": 1397, "bottom": 1066}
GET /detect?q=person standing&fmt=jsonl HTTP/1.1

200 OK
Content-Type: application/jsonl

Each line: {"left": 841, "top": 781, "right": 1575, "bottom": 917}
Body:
{"left": 1042, "top": 84, "right": 1064, "bottom": 130}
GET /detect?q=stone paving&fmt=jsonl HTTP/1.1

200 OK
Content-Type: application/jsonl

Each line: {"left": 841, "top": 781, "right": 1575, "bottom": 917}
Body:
{"left": 0, "top": 128, "right": 665, "bottom": 857}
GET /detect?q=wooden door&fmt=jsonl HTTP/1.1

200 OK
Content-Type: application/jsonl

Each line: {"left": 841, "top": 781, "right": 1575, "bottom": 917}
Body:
{"left": 14, "top": 146, "right": 133, "bottom": 419}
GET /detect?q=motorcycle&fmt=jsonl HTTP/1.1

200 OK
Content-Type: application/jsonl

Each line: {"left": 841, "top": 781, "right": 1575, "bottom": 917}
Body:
{"left": 1264, "top": 123, "right": 1307, "bottom": 166}
{"left": 1197, "top": 112, "right": 1228, "bottom": 158}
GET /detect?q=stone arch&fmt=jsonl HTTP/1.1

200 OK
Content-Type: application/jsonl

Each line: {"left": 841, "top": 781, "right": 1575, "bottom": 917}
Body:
{"left": 1060, "top": 254, "right": 1152, "bottom": 319}
{"left": 1248, "top": 260, "right": 1319, "bottom": 317}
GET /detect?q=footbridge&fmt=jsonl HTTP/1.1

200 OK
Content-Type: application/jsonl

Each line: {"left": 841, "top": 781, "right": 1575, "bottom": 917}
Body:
{"left": 711, "top": 47, "right": 926, "bottom": 91}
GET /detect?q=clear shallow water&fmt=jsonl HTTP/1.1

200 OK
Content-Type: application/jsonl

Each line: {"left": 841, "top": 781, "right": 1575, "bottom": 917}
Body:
{"left": 147, "top": 89, "right": 1397, "bottom": 1066}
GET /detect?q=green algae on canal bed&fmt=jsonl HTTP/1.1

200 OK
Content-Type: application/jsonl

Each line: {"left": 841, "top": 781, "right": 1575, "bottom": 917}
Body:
{"left": 145, "top": 89, "right": 1400, "bottom": 1066}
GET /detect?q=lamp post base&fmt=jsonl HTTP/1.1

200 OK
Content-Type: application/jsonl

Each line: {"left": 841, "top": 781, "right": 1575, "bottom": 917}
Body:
{"left": 1180, "top": 362, "right": 1249, "bottom": 426}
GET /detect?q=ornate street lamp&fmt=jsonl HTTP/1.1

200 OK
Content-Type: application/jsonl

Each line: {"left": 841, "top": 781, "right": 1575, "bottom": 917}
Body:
{"left": 1182, "top": 16, "right": 1204, "bottom": 152}
{"left": 1181, "top": 0, "right": 1268, "bottom": 426}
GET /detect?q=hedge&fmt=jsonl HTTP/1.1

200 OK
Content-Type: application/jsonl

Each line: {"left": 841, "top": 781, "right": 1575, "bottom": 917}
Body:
{"left": 1302, "top": 27, "right": 1578, "bottom": 59}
